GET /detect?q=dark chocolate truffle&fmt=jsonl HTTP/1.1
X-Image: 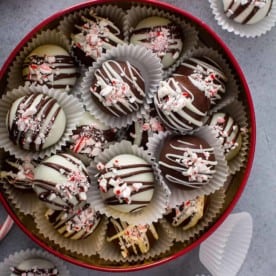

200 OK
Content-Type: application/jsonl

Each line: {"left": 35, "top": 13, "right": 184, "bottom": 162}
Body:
{"left": 223, "top": 0, "right": 273, "bottom": 24}
{"left": 23, "top": 44, "right": 78, "bottom": 92}
{"left": 174, "top": 56, "right": 227, "bottom": 105}
{"left": 6, "top": 93, "right": 66, "bottom": 152}
{"left": 90, "top": 60, "right": 145, "bottom": 117}
{"left": 107, "top": 218, "right": 159, "bottom": 258}
{"left": 71, "top": 11, "right": 125, "bottom": 66}
{"left": 159, "top": 135, "right": 217, "bottom": 189}
{"left": 33, "top": 153, "right": 90, "bottom": 210}
{"left": 130, "top": 16, "right": 183, "bottom": 68}
{"left": 96, "top": 154, "right": 155, "bottom": 213}
{"left": 154, "top": 75, "right": 211, "bottom": 132}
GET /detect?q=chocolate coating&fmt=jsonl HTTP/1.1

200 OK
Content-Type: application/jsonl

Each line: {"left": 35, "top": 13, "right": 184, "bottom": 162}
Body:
{"left": 10, "top": 258, "right": 58, "bottom": 276}
{"left": 208, "top": 112, "right": 243, "bottom": 161}
{"left": 130, "top": 16, "right": 183, "bottom": 68}
{"left": 223, "top": 0, "right": 272, "bottom": 24}
{"left": 23, "top": 44, "right": 78, "bottom": 91}
{"left": 6, "top": 93, "right": 66, "bottom": 152}
{"left": 96, "top": 154, "right": 155, "bottom": 213}
{"left": 71, "top": 11, "right": 125, "bottom": 66}
{"left": 90, "top": 60, "right": 145, "bottom": 117}
{"left": 174, "top": 56, "right": 227, "bottom": 105}
{"left": 154, "top": 75, "right": 211, "bottom": 132}
{"left": 46, "top": 202, "right": 101, "bottom": 240}
{"left": 107, "top": 218, "right": 159, "bottom": 258}
{"left": 159, "top": 135, "right": 217, "bottom": 189}
{"left": 33, "top": 153, "right": 90, "bottom": 210}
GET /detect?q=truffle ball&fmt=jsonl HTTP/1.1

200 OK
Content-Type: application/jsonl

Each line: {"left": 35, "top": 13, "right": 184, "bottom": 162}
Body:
{"left": 23, "top": 44, "right": 78, "bottom": 92}
{"left": 6, "top": 93, "right": 66, "bottom": 151}
{"left": 130, "top": 16, "right": 183, "bottom": 68}
{"left": 90, "top": 60, "right": 145, "bottom": 117}
{"left": 159, "top": 135, "right": 217, "bottom": 189}
{"left": 96, "top": 154, "right": 155, "bottom": 213}
{"left": 33, "top": 153, "right": 90, "bottom": 210}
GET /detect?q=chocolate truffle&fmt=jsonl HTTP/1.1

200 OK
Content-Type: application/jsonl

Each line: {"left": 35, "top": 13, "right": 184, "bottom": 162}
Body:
{"left": 0, "top": 156, "right": 36, "bottom": 189}
{"left": 23, "top": 44, "right": 78, "bottom": 92}
{"left": 45, "top": 202, "right": 101, "bottom": 240}
{"left": 10, "top": 258, "right": 58, "bottom": 276}
{"left": 107, "top": 218, "right": 159, "bottom": 258}
{"left": 33, "top": 153, "right": 90, "bottom": 210}
{"left": 223, "top": 0, "right": 273, "bottom": 24}
{"left": 159, "top": 135, "right": 217, "bottom": 189}
{"left": 6, "top": 93, "right": 66, "bottom": 152}
{"left": 90, "top": 60, "right": 145, "bottom": 117}
{"left": 71, "top": 11, "right": 125, "bottom": 66}
{"left": 165, "top": 196, "right": 205, "bottom": 230}
{"left": 154, "top": 76, "right": 211, "bottom": 132}
{"left": 69, "top": 112, "right": 117, "bottom": 164}
{"left": 96, "top": 154, "right": 155, "bottom": 213}
{"left": 208, "top": 112, "right": 243, "bottom": 161}
{"left": 130, "top": 16, "right": 183, "bottom": 68}
{"left": 174, "top": 56, "right": 227, "bottom": 105}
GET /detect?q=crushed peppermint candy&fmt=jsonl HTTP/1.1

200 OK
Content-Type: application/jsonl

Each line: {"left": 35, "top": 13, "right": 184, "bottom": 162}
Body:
{"left": 148, "top": 27, "right": 170, "bottom": 57}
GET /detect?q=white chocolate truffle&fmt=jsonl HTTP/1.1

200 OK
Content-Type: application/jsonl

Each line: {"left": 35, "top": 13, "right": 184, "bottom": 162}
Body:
{"left": 6, "top": 93, "right": 66, "bottom": 152}
{"left": 96, "top": 154, "right": 155, "bottom": 213}
{"left": 33, "top": 153, "right": 90, "bottom": 210}
{"left": 10, "top": 258, "right": 58, "bottom": 275}
{"left": 23, "top": 44, "right": 78, "bottom": 92}
{"left": 130, "top": 16, "right": 183, "bottom": 68}
{"left": 223, "top": 0, "right": 272, "bottom": 24}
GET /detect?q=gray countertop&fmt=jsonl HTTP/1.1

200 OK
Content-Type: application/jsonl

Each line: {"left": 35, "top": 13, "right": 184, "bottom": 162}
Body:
{"left": 0, "top": 0, "right": 275, "bottom": 275}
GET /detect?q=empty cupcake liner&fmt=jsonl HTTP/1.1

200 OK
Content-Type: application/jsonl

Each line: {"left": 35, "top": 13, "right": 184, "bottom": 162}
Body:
{"left": 87, "top": 140, "right": 170, "bottom": 225}
{"left": 164, "top": 188, "right": 226, "bottom": 242}
{"left": 125, "top": 5, "right": 199, "bottom": 74}
{"left": 80, "top": 44, "right": 163, "bottom": 128}
{"left": 147, "top": 127, "right": 229, "bottom": 206}
{"left": 34, "top": 203, "right": 108, "bottom": 256}
{"left": 0, "top": 85, "right": 84, "bottom": 160}
{"left": 7, "top": 29, "right": 80, "bottom": 93}
{"left": 98, "top": 219, "right": 173, "bottom": 263}
{"left": 58, "top": 5, "right": 127, "bottom": 67}
{"left": 209, "top": 0, "right": 276, "bottom": 38}
{"left": 199, "top": 212, "right": 253, "bottom": 276}
{"left": 0, "top": 248, "right": 70, "bottom": 276}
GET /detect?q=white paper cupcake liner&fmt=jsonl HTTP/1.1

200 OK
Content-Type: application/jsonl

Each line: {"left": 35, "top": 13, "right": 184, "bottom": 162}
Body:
{"left": 0, "top": 248, "right": 70, "bottom": 276}
{"left": 7, "top": 29, "right": 80, "bottom": 93}
{"left": 209, "top": 0, "right": 276, "bottom": 37}
{"left": 87, "top": 140, "right": 170, "bottom": 225}
{"left": 125, "top": 5, "right": 199, "bottom": 75}
{"left": 199, "top": 212, "right": 253, "bottom": 276}
{"left": 216, "top": 100, "right": 249, "bottom": 174}
{"left": 0, "top": 85, "right": 84, "bottom": 160}
{"left": 58, "top": 5, "right": 127, "bottom": 67}
{"left": 147, "top": 127, "right": 229, "bottom": 206}
{"left": 80, "top": 44, "right": 163, "bottom": 128}
{"left": 164, "top": 188, "right": 226, "bottom": 242}
{"left": 2, "top": 183, "right": 40, "bottom": 216}
{"left": 98, "top": 219, "right": 173, "bottom": 263}
{"left": 33, "top": 203, "right": 108, "bottom": 256}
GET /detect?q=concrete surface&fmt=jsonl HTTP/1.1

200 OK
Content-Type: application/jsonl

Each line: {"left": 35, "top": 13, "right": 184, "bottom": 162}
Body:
{"left": 0, "top": 0, "right": 275, "bottom": 275}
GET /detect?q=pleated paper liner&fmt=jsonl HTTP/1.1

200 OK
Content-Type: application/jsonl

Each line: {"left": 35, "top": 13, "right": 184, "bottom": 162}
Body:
{"left": 209, "top": 0, "right": 276, "bottom": 37}
{"left": 125, "top": 5, "right": 199, "bottom": 76}
{"left": 0, "top": 248, "right": 70, "bottom": 276}
{"left": 163, "top": 188, "right": 226, "bottom": 242}
{"left": 33, "top": 203, "right": 108, "bottom": 256}
{"left": 7, "top": 29, "right": 81, "bottom": 94}
{"left": 80, "top": 44, "right": 163, "bottom": 128}
{"left": 147, "top": 127, "right": 229, "bottom": 207}
{"left": 0, "top": 85, "right": 84, "bottom": 160}
{"left": 98, "top": 218, "right": 173, "bottom": 263}
{"left": 87, "top": 140, "right": 170, "bottom": 225}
